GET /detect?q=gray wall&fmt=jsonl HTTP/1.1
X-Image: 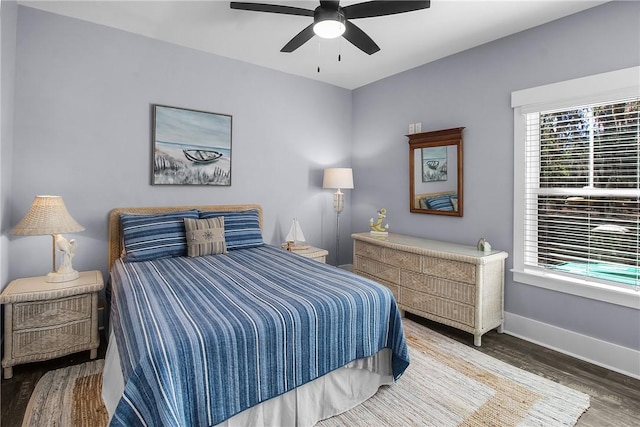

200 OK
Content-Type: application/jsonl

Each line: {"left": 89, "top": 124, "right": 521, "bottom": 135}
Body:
{"left": 1, "top": 0, "right": 18, "bottom": 289}
{"left": 351, "top": 1, "right": 640, "bottom": 350}
{"left": 7, "top": 6, "right": 353, "bottom": 283}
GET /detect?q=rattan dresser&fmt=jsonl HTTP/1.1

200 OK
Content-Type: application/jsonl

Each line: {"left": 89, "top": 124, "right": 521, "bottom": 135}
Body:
{"left": 1, "top": 270, "right": 103, "bottom": 379}
{"left": 352, "top": 233, "right": 508, "bottom": 346}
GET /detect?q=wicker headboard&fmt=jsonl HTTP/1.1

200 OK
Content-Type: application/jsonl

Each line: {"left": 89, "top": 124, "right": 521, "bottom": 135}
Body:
{"left": 108, "top": 204, "right": 263, "bottom": 269}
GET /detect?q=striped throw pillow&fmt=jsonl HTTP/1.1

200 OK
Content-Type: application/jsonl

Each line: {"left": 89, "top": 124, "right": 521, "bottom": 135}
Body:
{"left": 199, "top": 209, "right": 264, "bottom": 250}
{"left": 184, "top": 217, "right": 227, "bottom": 257}
{"left": 426, "top": 195, "right": 454, "bottom": 211}
{"left": 121, "top": 210, "right": 199, "bottom": 262}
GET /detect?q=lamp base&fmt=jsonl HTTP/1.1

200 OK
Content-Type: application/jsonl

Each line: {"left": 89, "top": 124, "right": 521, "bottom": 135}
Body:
{"left": 46, "top": 270, "right": 79, "bottom": 283}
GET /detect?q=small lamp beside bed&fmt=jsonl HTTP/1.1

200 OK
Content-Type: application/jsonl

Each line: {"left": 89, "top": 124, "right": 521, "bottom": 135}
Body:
{"left": 12, "top": 195, "right": 85, "bottom": 283}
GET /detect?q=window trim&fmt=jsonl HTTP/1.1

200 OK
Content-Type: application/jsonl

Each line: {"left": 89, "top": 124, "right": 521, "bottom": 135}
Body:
{"left": 512, "top": 67, "right": 640, "bottom": 310}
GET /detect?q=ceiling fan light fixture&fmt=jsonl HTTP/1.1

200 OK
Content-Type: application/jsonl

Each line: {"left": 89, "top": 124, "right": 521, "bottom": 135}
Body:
{"left": 313, "top": 8, "right": 346, "bottom": 39}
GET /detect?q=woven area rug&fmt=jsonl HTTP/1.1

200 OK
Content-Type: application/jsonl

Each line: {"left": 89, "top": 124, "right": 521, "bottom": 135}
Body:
{"left": 21, "top": 319, "right": 590, "bottom": 426}
{"left": 21, "top": 359, "right": 107, "bottom": 427}
{"left": 320, "top": 319, "right": 590, "bottom": 426}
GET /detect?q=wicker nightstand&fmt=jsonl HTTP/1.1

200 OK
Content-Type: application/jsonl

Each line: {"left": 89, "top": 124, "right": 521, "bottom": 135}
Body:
{"left": 1, "top": 270, "right": 103, "bottom": 379}
{"left": 288, "top": 246, "right": 329, "bottom": 263}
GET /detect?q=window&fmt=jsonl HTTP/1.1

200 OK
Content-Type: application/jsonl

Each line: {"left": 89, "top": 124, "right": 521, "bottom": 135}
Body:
{"left": 512, "top": 67, "right": 640, "bottom": 309}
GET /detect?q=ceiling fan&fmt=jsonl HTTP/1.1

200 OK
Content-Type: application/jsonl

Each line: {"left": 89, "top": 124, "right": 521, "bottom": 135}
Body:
{"left": 230, "top": 1, "right": 431, "bottom": 55}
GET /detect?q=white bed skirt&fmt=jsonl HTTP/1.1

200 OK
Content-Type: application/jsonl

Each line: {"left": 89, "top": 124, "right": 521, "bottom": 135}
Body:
{"left": 102, "top": 330, "right": 394, "bottom": 426}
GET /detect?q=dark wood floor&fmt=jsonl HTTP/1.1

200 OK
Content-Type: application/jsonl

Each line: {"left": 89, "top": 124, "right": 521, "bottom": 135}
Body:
{"left": 2, "top": 319, "right": 639, "bottom": 427}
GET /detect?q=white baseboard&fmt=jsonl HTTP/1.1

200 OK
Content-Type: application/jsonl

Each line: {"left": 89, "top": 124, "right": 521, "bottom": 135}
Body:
{"left": 503, "top": 312, "right": 640, "bottom": 380}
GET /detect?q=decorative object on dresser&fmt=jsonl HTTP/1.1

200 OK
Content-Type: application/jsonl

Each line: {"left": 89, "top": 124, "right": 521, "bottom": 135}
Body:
{"left": 12, "top": 195, "right": 85, "bottom": 283}
{"left": 352, "top": 232, "right": 508, "bottom": 346}
{"left": 477, "top": 237, "right": 492, "bottom": 252}
{"left": 322, "top": 167, "right": 354, "bottom": 265}
{"left": 369, "top": 208, "right": 389, "bottom": 235}
{"left": 0, "top": 270, "right": 104, "bottom": 379}
{"left": 408, "top": 127, "right": 464, "bottom": 216}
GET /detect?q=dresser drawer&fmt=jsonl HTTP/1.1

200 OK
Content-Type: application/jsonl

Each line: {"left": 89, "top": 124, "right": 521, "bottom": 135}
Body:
{"left": 401, "top": 271, "right": 476, "bottom": 305}
{"left": 354, "top": 256, "right": 400, "bottom": 284}
{"left": 383, "top": 249, "right": 422, "bottom": 273}
{"left": 422, "top": 257, "right": 476, "bottom": 284}
{"left": 12, "top": 319, "right": 92, "bottom": 358}
{"left": 354, "top": 241, "right": 383, "bottom": 259}
{"left": 13, "top": 295, "right": 91, "bottom": 330}
{"left": 355, "top": 271, "right": 400, "bottom": 301}
{"left": 400, "top": 288, "right": 475, "bottom": 327}
{"left": 355, "top": 241, "right": 422, "bottom": 273}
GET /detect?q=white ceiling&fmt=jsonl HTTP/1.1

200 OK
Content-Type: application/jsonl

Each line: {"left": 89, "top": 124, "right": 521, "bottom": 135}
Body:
{"left": 19, "top": 0, "right": 608, "bottom": 89}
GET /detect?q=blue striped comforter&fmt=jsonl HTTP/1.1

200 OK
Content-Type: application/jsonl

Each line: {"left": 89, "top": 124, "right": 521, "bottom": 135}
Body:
{"left": 108, "top": 245, "right": 410, "bottom": 426}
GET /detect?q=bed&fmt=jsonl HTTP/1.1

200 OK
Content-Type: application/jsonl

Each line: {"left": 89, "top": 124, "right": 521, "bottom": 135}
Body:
{"left": 102, "top": 204, "right": 410, "bottom": 426}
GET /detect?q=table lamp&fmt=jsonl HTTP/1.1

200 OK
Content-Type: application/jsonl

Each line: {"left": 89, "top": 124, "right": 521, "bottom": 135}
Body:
{"left": 12, "top": 195, "right": 85, "bottom": 282}
{"left": 323, "top": 167, "right": 354, "bottom": 266}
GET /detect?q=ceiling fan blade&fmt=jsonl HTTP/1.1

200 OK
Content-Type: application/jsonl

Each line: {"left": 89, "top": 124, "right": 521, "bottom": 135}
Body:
{"left": 230, "top": 2, "right": 313, "bottom": 17}
{"left": 343, "top": 21, "right": 380, "bottom": 55}
{"left": 281, "top": 24, "right": 315, "bottom": 53}
{"left": 343, "top": 1, "right": 430, "bottom": 19}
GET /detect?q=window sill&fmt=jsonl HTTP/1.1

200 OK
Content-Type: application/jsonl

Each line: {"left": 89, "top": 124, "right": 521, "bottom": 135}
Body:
{"left": 512, "top": 268, "right": 640, "bottom": 310}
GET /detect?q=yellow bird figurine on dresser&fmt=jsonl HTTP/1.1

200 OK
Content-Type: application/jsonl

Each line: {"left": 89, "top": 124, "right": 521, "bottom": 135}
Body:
{"left": 370, "top": 208, "right": 390, "bottom": 235}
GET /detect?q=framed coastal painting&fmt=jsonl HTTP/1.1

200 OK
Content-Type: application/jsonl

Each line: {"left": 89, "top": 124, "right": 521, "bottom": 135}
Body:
{"left": 152, "top": 105, "right": 232, "bottom": 185}
{"left": 421, "top": 146, "right": 447, "bottom": 182}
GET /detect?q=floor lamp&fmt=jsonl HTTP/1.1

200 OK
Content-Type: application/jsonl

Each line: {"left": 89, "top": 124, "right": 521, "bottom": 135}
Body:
{"left": 323, "top": 168, "right": 354, "bottom": 266}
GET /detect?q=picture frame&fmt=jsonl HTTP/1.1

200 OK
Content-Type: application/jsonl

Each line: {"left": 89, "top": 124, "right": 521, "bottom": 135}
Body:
{"left": 152, "top": 105, "right": 232, "bottom": 186}
{"left": 421, "top": 146, "right": 447, "bottom": 182}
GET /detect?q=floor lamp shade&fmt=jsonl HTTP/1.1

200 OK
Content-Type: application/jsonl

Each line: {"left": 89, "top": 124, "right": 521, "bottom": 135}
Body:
{"left": 323, "top": 168, "right": 354, "bottom": 266}
{"left": 322, "top": 168, "right": 354, "bottom": 191}
{"left": 12, "top": 195, "right": 85, "bottom": 282}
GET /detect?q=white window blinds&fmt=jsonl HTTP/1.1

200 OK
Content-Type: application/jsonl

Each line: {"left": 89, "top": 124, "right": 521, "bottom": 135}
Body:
{"left": 523, "top": 98, "right": 639, "bottom": 291}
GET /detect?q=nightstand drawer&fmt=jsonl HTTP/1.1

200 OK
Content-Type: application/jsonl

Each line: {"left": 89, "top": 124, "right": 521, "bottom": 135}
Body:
{"left": 13, "top": 295, "right": 91, "bottom": 330}
{"left": 12, "top": 319, "right": 92, "bottom": 358}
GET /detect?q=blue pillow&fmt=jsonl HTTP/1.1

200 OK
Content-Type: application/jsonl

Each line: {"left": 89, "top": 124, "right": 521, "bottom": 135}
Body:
{"left": 426, "top": 195, "right": 454, "bottom": 211}
{"left": 121, "top": 210, "right": 199, "bottom": 262}
{"left": 199, "top": 209, "right": 264, "bottom": 250}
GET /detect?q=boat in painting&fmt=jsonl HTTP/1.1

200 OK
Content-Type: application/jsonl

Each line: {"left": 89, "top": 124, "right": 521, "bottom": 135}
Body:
{"left": 183, "top": 149, "right": 223, "bottom": 164}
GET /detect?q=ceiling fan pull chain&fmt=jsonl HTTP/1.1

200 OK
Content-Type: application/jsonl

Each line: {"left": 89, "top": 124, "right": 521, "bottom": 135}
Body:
{"left": 317, "top": 37, "right": 321, "bottom": 73}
